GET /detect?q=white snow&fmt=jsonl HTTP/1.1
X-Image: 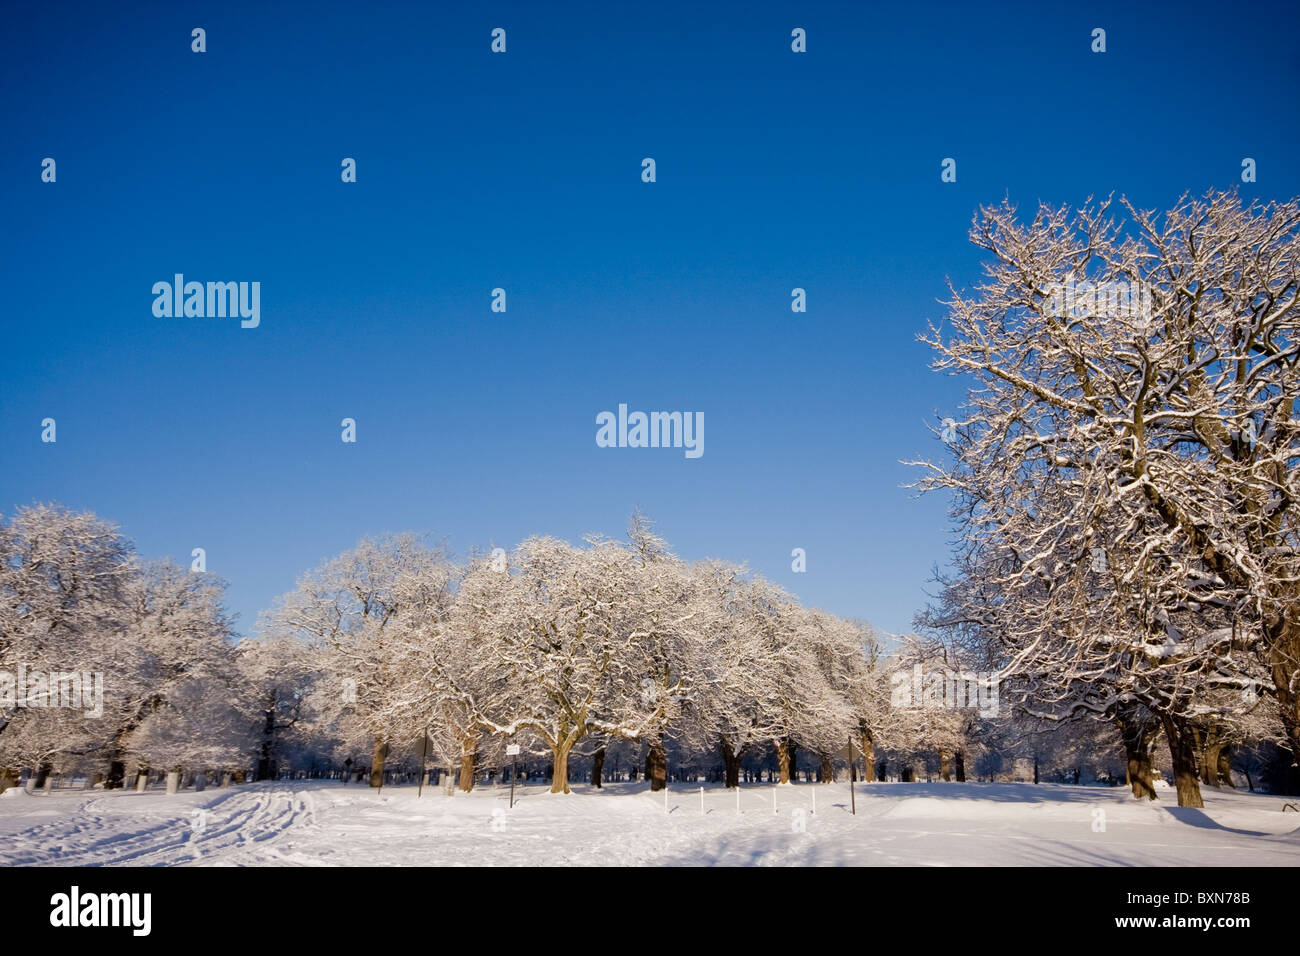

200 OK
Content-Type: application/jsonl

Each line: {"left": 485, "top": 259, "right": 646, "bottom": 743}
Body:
{"left": 2, "top": 780, "right": 1297, "bottom": 866}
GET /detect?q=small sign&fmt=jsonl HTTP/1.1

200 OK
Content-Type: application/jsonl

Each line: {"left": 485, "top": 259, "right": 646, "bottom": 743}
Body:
{"left": 506, "top": 745, "right": 521, "bottom": 756}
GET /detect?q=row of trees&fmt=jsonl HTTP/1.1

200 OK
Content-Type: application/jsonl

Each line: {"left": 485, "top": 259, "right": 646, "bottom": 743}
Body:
{"left": 3, "top": 499, "right": 1294, "bottom": 798}
{"left": 258, "top": 516, "right": 891, "bottom": 794}
{"left": 913, "top": 189, "right": 1300, "bottom": 806}
{"left": 1, "top": 506, "right": 895, "bottom": 792}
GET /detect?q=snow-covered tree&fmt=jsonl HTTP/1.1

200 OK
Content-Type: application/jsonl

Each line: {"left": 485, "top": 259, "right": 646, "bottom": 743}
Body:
{"left": 436, "top": 535, "right": 692, "bottom": 794}
{"left": 109, "top": 560, "right": 238, "bottom": 787}
{"left": 684, "top": 561, "right": 787, "bottom": 787}
{"left": 913, "top": 191, "right": 1300, "bottom": 803}
{"left": 0, "top": 505, "right": 134, "bottom": 786}
{"left": 236, "top": 630, "right": 325, "bottom": 781}
{"left": 258, "top": 534, "right": 455, "bottom": 786}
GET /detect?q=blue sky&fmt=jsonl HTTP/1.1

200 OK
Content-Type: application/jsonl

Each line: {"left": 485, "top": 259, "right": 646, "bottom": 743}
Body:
{"left": 2, "top": 0, "right": 1298, "bottom": 638}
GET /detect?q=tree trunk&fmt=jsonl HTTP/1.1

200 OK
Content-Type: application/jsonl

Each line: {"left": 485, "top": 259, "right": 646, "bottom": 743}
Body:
{"left": 1278, "top": 713, "right": 1300, "bottom": 792}
{"left": 776, "top": 739, "right": 792, "bottom": 784}
{"left": 458, "top": 733, "right": 477, "bottom": 793}
{"left": 939, "top": 748, "right": 951, "bottom": 782}
{"left": 102, "top": 714, "right": 147, "bottom": 790}
{"left": 955, "top": 750, "right": 966, "bottom": 782}
{"left": 1216, "top": 747, "right": 1235, "bottom": 788}
{"left": 255, "top": 700, "right": 277, "bottom": 781}
{"left": 1116, "top": 707, "right": 1158, "bottom": 800}
{"left": 1267, "top": 622, "right": 1300, "bottom": 791}
{"left": 591, "top": 747, "right": 606, "bottom": 788}
{"left": 1200, "top": 743, "right": 1222, "bottom": 787}
{"left": 858, "top": 723, "right": 876, "bottom": 782}
{"left": 369, "top": 738, "right": 388, "bottom": 788}
{"left": 165, "top": 770, "right": 181, "bottom": 794}
{"left": 787, "top": 739, "right": 798, "bottom": 782}
{"left": 34, "top": 762, "right": 53, "bottom": 790}
{"left": 135, "top": 769, "right": 149, "bottom": 792}
{"left": 645, "top": 737, "right": 667, "bottom": 792}
{"left": 104, "top": 759, "right": 127, "bottom": 790}
{"left": 1160, "top": 713, "right": 1205, "bottom": 808}
{"left": 1191, "top": 721, "right": 1228, "bottom": 788}
{"left": 551, "top": 744, "right": 573, "bottom": 794}
{"left": 720, "top": 738, "right": 741, "bottom": 789}
{"left": 819, "top": 753, "right": 833, "bottom": 783}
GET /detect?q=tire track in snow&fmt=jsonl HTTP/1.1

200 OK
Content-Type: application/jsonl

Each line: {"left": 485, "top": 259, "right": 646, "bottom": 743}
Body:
{"left": 0, "top": 786, "right": 318, "bottom": 866}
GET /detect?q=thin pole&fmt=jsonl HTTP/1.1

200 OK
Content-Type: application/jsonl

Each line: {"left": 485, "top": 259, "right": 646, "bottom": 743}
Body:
{"left": 849, "top": 734, "right": 856, "bottom": 816}
{"left": 510, "top": 754, "right": 517, "bottom": 809}
{"left": 700, "top": 786, "right": 704, "bottom": 814}
{"left": 417, "top": 732, "right": 428, "bottom": 798}
{"left": 735, "top": 786, "right": 740, "bottom": 815}
{"left": 663, "top": 785, "right": 668, "bottom": 813}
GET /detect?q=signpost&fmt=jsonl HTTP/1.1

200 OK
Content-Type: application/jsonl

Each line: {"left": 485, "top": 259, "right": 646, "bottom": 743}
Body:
{"left": 507, "top": 744, "right": 521, "bottom": 808}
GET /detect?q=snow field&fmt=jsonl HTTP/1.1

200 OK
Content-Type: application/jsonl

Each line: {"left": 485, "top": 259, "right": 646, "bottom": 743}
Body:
{"left": 1, "top": 779, "right": 1297, "bottom": 867}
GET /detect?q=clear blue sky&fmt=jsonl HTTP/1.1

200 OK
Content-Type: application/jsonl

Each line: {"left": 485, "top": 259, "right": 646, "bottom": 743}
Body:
{"left": 3, "top": 0, "right": 1298, "bottom": 638}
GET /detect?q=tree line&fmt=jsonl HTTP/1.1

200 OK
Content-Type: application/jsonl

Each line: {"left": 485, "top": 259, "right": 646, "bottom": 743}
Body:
{"left": 9, "top": 505, "right": 1103, "bottom": 793}
{"left": 3, "top": 506, "right": 905, "bottom": 793}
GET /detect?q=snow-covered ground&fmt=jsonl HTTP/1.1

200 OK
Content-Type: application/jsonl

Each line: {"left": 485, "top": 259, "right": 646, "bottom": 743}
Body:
{"left": 1, "top": 780, "right": 1297, "bottom": 866}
